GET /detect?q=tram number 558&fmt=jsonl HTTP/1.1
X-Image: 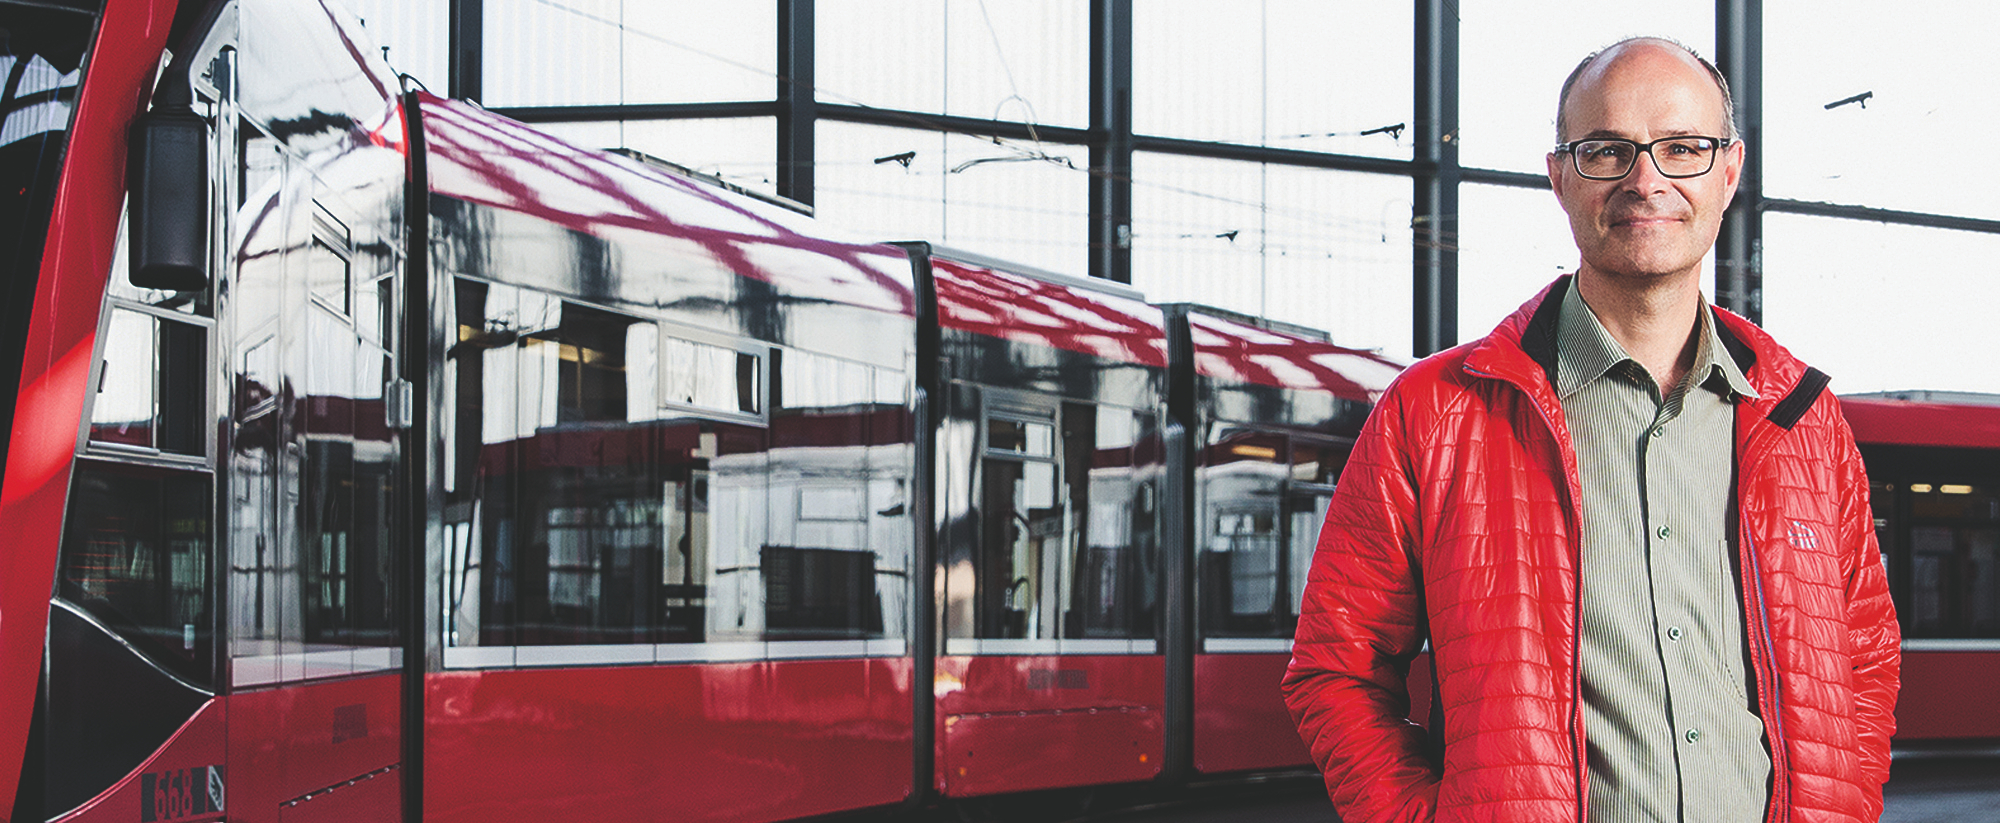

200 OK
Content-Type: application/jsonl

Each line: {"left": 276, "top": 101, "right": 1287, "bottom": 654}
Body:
{"left": 139, "top": 765, "right": 225, "bottom": 822}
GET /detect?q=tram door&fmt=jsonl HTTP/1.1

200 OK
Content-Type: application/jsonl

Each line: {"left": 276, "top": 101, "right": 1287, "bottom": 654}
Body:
{"left": 977, "top": 408, "right": 1063, "bottom": 638}
{"left": 225, "top": 96, "right": 406, "bottom": 820}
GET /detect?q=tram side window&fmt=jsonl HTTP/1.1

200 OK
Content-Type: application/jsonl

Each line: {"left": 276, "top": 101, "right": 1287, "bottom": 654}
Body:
{"left": 1902, "top": 481, "right": 2000, "bottom": 638}
{"left": 444, "top": 278, "right": 789, "bottom": 650}
{"left": 763, "top": 348, "right": 908, "bottom": 640}
{"left": 219, "top": 189, "right": 403, "bottom": 685}
{"left": 297, "top": 205, "right": 401, "bottom": 655}
{"left": 239, "top": 121, "right": 281, "bottom": 209}
{"left": 305, "top": 205, "right": 351, "bottom": 315}
{"left": 1199, "top": 429, "right": 1345, "bottom": 639}
{"left": 660, "top": 457, "right": 711, "bottom": 643}
{"left": 657, "top": 336, "right": 770, "bottom": 646}
{"left": 663, "top": 335, "right": 760, "bottom": 416}
{"left": 58, "top": 461, "right": 215, "bottom": 688}
{"left": 458, "top": 282, "right": 662, "bottom": 645}
{"left": 88, "top": 307, "right": 206, "bottom": 456}
{"left": 1072, "top": 409, "right": 1161, "bottom": 638}
{"left": 1288, "top": 440, "right": 1347, "bottom": 611}
{"left": 1200, "top": 428, "right": 1287, "bottom": 636}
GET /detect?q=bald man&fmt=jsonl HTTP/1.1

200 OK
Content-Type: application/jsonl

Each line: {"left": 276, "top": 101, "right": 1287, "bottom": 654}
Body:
{"left": 1282, "top": 38, "right": 1899, "bottom": 823}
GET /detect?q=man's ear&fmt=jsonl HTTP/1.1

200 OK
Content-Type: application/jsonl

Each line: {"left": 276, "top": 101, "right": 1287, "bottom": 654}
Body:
{"left": 1719, "top": 138, "right": 1746, "bottom": 205}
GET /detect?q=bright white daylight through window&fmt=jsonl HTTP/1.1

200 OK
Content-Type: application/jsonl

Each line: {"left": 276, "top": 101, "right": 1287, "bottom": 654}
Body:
{"left": 345, "top": 0, "right": 1999, "bottom": 393}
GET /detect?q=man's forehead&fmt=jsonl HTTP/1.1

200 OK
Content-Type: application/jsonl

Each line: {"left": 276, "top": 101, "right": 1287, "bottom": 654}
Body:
{"left": 1562, "top": 43, "right": 1726, "bottom": 124}
{"left": 1582, "top": 38, "right": 1702, "bottom": 73}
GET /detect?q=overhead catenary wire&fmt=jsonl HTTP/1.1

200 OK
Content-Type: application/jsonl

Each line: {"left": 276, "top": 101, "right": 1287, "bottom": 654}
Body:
{"left": 504, "top": 0, "right": 1468, "bottom": 256}
{"left": 518, "top": 0, "right": 1074, "bottom": 168}
{"left": 516, "top": 7, "right": 1421, "bottom": 176}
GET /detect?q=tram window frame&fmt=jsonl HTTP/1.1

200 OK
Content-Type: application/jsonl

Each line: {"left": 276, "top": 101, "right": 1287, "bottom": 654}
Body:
{"left": 1198, "top": 425, "right": 1287, "bottom": 638}
{"left": 1892, "top": 478, "right": 2000, "bottom": 639}
{"left": 90, "top": 193, "right": 217, "bottom": 460}
{"left": 304, "top": 202, "right": 353, "bottom": 317}
{"left": 57, "top": 458, "right": 218, "bottom": 689}
{"left": 238, "top": 118, "right": 282, "bottom": 212}
{"left": 1197, "top": 426, "right": 1351, "bottom": 642}
{"left": 765, "top": 345, "right": 913, "bottom": 642}
{"left": 1071, "top": 407, "right": 1161, "bottom": 640}
{"left": 450, "top": 283, "right": 671, "bottom": 649}
{"left": 655, "top": 325, "right": 768, "bottom": 425}
{"left": 1283, "top": 434, "right": 1346, "bottom": 630}
{"left": 83, "top": 300, "right": 213, "bottom": 461}
{"left": 986, "top": 413, "right": 1056, "bottom": 459}
{"left": 439, "top": 278, "right": 918, "bottom": 665}
{"left": 444, "top": 278, "right": 931, "bottom": 663}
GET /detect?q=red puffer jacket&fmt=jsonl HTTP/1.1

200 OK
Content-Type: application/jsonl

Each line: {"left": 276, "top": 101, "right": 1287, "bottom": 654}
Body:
{"left": 1282, "top": 278, "right": 1900, "bottom": 823}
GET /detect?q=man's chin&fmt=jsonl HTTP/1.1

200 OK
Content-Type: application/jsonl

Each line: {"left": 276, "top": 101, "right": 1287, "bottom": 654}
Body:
{"left": 1580, "top": 259, "right": 1702, "bottom": 283}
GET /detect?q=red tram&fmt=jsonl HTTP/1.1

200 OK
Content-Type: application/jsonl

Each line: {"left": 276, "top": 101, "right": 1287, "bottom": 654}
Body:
{"left": 1839, "top": 392, "right": 2000, "bottom": 745}
{"left": 0, "top": 1, "right": 1407, "bottom": 821}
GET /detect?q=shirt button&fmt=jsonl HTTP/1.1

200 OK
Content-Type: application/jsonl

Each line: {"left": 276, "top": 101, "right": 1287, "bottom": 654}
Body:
{"left": 1685, "top": 728, "right": 1702, "bottom": 744}
{"left": 1657, "top": 525, "right": 1672, "bottom": 540}
{"left": 1666, "top": 626, "right": 1684, "bottom": 642}
{"left": 1651, "top": 426, "right": 1665, "bottom": 438}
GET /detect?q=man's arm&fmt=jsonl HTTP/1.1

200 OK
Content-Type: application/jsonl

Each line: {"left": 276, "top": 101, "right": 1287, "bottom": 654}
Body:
{"left": 1282, "top": 390, "right": 1439, "bottom": 823}
{"left": 1833, "top": 415, "right": 1900, "bottom": 814}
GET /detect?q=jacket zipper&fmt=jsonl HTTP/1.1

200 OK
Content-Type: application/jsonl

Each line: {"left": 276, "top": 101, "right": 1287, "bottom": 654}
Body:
{"left": 1741, "top": 527, "right": 1789, "bottom": 823}
{"left": 1536, "top": 397, "right": 1588, "bottom": 823}
{"left": 1738, "top": 425, "right": 1792, "bottom": 823}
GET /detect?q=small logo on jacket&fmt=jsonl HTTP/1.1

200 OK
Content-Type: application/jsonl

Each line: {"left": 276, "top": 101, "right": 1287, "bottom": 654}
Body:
{"left": 1787, "top": 520, "right": 1821, "bottom": 551}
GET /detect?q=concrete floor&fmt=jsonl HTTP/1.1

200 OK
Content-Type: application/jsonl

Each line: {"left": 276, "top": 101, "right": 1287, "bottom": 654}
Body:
{"left": 1077, "top": 757, "right": 2000, "bottom": 823}
{"left": 1882, "top": 756, "right": 2000, "bottom": 823}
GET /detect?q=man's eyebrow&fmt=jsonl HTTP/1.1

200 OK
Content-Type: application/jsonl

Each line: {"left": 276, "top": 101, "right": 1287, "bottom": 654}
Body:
{"left": 1572, "top": 127, "right": 1712, "bottom": 141}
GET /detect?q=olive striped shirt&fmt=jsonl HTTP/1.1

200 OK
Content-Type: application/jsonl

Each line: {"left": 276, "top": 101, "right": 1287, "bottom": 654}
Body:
{"left": 1556, "top": 284, "right": 1770, "bottom": 823}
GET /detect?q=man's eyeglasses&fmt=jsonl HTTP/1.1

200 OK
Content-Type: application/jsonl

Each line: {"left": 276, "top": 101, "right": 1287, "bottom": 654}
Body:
{"left": 1552, "top": 136, "right": 1732, "bottom": 180}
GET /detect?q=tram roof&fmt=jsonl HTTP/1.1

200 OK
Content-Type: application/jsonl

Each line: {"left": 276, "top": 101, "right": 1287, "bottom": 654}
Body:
{"left": 413, "top": 92, "right": 915, "bottom": 318}
{"left": 1840, "top": 392, "right": 2000, "bottom": 450}
{"left": 930, "top": 253, "right": 1170, "bottom": 369}
{"left": 1187, "top": 310, "right": 1405, "bottom": 402}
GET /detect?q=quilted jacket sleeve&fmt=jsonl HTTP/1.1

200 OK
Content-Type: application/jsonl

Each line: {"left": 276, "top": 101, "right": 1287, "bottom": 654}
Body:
{"left": 1282, "top": 383, "right": 1438, "bottom": 823}
{"left": 1832, "top": 411, "right": 1900, "bottom": 816}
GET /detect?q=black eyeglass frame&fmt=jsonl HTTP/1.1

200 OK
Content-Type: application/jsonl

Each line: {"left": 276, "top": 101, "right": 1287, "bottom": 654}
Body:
{"left": 1551, "top": 135, "right": 1735, "bottom": 181}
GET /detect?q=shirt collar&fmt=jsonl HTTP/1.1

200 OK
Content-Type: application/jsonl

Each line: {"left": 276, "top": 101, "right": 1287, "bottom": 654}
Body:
{"left": 1692, "top": 300, "right": 1758, "bottom": 401}
{"left": 1555, "top": 282, "right": 1759, "bottom": 401}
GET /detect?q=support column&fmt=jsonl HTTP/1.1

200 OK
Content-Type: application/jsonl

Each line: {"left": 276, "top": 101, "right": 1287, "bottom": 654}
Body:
{"left": 777, "top": 0, "right": 816, "bottom": 207}
{"left": 448, "top": 0, "right": 482, "bottom": 102}
{"left": 1715, "top": 0, "right": 1762, "bottom": 323}
{"left": 1089, "top": 0, "right": 1133, "bottom": 284}
{"left": 1413, "top": 0, "right": 1460, "bottom": 356}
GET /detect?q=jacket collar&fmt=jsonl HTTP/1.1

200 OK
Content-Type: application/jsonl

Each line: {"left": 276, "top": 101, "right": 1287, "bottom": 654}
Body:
{"left": 1462, "top": 276, "right": 1568, "bottom": 395}
{"left": 1463, "top": 275, "right": 1819, "bottom": 426}
{"left": 1552, "top": 280, "right": 1758, "bottom": 402}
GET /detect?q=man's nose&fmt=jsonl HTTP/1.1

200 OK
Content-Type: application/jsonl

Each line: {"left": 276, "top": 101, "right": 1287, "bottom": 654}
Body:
{"left": 1621, "top": 148, "right": 1673, "bottom": 191}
